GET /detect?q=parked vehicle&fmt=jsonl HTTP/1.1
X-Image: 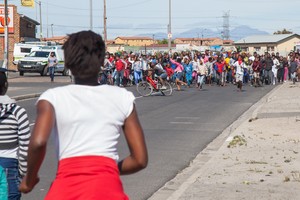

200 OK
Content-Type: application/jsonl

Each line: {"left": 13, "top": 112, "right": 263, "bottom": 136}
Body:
{"left": 17, "top": 46, "right": 67, "bottom": 76}
{"left": 13, "top": 41, "right": 56, "bottom": 65}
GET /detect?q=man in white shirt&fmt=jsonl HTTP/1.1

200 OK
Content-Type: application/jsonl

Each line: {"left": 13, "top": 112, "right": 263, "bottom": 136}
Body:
{"left": 272, "top": 55, "right": 280, "bottom": 85}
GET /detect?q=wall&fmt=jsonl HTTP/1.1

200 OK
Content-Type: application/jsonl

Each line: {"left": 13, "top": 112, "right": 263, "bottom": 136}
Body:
{"left": 277, "top": 37, "right": 300, "bottom": 56}
{"left": 0, "top": 4, "right": 38, "bottom": 70}
{"left": 0, "top": 5, "right": 17, "bottom": 70}
{"left": 115, "top": 38, "right": 153, "bottom": 46}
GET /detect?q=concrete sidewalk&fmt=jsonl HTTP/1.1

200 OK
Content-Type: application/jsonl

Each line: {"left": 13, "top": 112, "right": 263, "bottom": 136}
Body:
{"left": 149, "top": 81, "right": 300, "bottom": 200}
{"left": 7, "top": 73, "right": 71, "bottom": 100}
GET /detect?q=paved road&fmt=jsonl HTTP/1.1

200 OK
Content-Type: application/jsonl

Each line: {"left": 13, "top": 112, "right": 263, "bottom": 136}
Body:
{"left": 10, "top": 77, "right": 274, "bottom": 200}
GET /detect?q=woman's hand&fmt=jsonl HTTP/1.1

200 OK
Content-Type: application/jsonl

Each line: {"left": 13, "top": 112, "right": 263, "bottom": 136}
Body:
{"left": 19, "top": 175, "right": 40, "bottom": 193}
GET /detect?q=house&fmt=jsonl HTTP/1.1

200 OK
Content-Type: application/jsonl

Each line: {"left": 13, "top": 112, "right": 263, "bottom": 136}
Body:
{"left": 234, "top": 34, "right": 300, "bottom": 55}
{"left": 42, "top": 36, "right": 68, "bottom": 45}
{"left": 114, "top": 36, "right": 154, "bottom": 46}
{"left": 174, "top": 37, "right": 224, "bottom": 46}
{"left": 0, "top": 4, "right": 40, "bottom": 70}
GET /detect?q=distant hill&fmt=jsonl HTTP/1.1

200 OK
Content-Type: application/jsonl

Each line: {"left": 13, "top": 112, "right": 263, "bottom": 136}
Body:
{"left": 230, "top": 25, "right": 269, "bottom": 41}
{"left": 139, "top": 25, "right": 269, "bottom": 41}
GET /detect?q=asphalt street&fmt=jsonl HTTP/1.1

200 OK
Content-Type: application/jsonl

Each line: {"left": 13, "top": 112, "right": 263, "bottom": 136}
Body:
{"left": 10, "top": 77, "right": 274, "bottom": 200}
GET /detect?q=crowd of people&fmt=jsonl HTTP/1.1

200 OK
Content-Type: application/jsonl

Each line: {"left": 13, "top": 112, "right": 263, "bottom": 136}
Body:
{"left": 1, "top": 31, "right": 300, "bottom": 199}
{"left": 1, "top": 31, "right": 148, "bottom": 200}
{"left": 100, "top": 49, "right": 300, "bottom": 91}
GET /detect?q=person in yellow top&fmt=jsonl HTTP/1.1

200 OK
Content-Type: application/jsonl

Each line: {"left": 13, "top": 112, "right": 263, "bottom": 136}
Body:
{"left": 224, "top": 54, "right": 232, "bottom": 84}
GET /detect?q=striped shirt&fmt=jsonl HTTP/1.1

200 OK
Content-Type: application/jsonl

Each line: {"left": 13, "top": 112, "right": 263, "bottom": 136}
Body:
{"left": 0, "top": 95, "right": 30, "bottom": 176}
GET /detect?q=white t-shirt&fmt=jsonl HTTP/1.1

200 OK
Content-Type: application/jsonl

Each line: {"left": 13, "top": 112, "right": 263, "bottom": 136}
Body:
{"left": 233, "top": 61, "right": 244, "bottom": 75}
{"left": 38, "top": 85, "right": 135, "bottom": 161}
{"left": 48, "top": 56, "right": 57, "bottom": 67}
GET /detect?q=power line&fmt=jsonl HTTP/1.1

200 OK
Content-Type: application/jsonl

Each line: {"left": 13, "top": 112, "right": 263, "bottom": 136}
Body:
{"left": 45, "top": 0, "right": 152, "bottom": 11}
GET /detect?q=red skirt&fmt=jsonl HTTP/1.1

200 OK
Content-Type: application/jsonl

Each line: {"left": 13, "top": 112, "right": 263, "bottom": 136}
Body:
{"left": 45, "top": 156, "right": 129, "bottom": 200}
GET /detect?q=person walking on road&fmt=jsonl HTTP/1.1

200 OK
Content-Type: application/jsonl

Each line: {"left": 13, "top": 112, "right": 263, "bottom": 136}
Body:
{"left": 19, "top": 31, "right": 148, "bottom": 199}
{"left": 114, "top": 54, "right": 126, "bottom": 87}
{"left": 272, "top": 55, "right": 280, "bottom": 85}
{"left": 233, "top": 55, "right": 245, "bottom": 91}
{"left": 170, "top": 58, "right": 187, "bottom": 91}
{"left": 290, "top": 56, "right": 299, "bottom": 84}
{"left": 48, "top": 52, "right": 58, "bottom": 82}
{"left": 196, "top": 59, "right": 208, "bottom": 90}
{"left": 264, "top": 53, "right": 273, "bottom": 85}
{"left": 0, "top": 68, "right": 31, "bottom": 200}
{"left": 132, "top": 54, "right": 143, "bottom": 85}
{"left": 183, "top": 57, "right": 193, "bottom": 87}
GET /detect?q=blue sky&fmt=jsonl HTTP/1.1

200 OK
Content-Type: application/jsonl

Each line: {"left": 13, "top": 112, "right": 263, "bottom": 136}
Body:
{"left": 9, "top": 0, "right": 300, "bottom": 39}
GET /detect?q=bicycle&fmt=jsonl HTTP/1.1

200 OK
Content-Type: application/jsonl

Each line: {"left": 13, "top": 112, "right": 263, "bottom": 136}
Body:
{"left": 98, "top": 68, "right": 114, "bottom": 85}
{"left": 136, "top": 75, "right": 173, "bottom": 97}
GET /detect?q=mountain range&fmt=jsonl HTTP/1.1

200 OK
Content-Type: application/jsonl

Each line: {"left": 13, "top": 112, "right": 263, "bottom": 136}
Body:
{"left": 139, "top": 25, "right": 269, "bottom": 42}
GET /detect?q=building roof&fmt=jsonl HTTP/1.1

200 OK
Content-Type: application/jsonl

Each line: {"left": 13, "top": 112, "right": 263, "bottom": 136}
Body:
{"left": 235, "top": 34, "right": 300, "bottom": 44}
{"left": 43, "top": 36, "right": 67, "bottom": 40}
{"left": 116, "top": 36, "right": 153, "bottom": 40}
{"left": 145, "top": 44, "right": 176, "bottom": 48}
{"left": 223, "top": 40, "right": 234, "bottom": 44}
{"left": 106, "top": 40, "right": 115, "bottom": 45}
{"left": 19, "top": 14, "right": 40, "bottom": 25}
{"left": 42, "top": 36, "right": 68, "bottom": 44}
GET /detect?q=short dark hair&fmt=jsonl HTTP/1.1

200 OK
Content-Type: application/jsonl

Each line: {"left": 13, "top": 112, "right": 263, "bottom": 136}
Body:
{"left": 0, "top": 72, "right": 8, "bottom": 95}
{"left": 0, "top": 72, "right": 7, "bottom": 86}
{"left": 62, "top": 30, "right": 105, "bottom": 79}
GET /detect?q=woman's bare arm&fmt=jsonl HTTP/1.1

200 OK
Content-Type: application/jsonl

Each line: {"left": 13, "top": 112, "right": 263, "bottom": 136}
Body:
{"left": 19, "top": 100, "right": 55, "bottom": 193}
{"left": 118, "top": 105, "right": 148, "bottom": 175}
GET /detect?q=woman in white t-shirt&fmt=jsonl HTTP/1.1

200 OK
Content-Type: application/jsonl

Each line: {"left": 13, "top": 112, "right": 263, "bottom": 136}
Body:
{"left": 19, "top": 31, "right": 148, "bottom": 199}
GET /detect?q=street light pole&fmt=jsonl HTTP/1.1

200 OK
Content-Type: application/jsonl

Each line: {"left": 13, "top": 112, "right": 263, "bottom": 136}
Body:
{"left": 168, "top": 0, "right": 171, "bottom": 52}
{"left": 90, "top": 0, "right": 93, "bottom": 30}
{"left": 152, "top": 34, "right": 155, "bottom": 53}
{"left": 103, "top": 0, "right": 107, "bottom": 44}
{"left": 201, "top": 29, "right": 207, "bottom": 46}
{"left": 51, "top": 24, "right": 54, "bottom": 37}
{"left": 39, "top": 1, "right": 42, "bottom": 40}
{"left": 2, "top": 0, "right": 8, "bottom": 70}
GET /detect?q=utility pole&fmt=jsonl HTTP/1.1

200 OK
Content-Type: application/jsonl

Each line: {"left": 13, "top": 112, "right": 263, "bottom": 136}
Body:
{"left": 152, "top": 34, "right": 155, "bottom": 53}
{"left": 90, "top": 0, "right": 93, "bottom": 30}
{"left": 46, "top": 2, "right": 48, "bottom": 38}
{"left": 222, "top": 11, "right": 230, "bottom": 40}
{"left": 39, "top": 1, "right": 42, "bottom": 40}
{"left": 168, "top": 0, "right": 172, "bottom": 52}
{"left": 103, "top": 0, "right": 107, "bottom": 44}
{"left": 2, "top": 0, "right": 8, "bottom": 70}
{"left": 51, "top": 24, "right": 54, "bottom": 37}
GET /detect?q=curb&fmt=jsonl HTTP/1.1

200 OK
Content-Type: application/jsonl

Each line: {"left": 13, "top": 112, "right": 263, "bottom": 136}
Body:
{"left": 13, "top": 93, "right": 41, "bottom": 101}
{"left": 148, "top": 84, "right": 284, "bottom": 200}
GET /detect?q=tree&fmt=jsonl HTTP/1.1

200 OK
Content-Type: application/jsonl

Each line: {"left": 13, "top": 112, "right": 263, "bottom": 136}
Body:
{"left": 158, "top": 39, "right": 168, "bottom": 44}
{"left": 157, "top": 39, "right": 175, "bottom": 45}
{"left": 273, "top": 28, "right": 293, "bottom": 35}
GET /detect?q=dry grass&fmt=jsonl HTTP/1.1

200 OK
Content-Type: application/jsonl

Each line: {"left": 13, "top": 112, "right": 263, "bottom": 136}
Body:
{"left": 227, "top": 135, "right": 247, "bottom": 148}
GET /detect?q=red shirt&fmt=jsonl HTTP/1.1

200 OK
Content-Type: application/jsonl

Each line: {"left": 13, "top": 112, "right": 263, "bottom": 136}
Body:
{"left": 216, "top": 62, "right": 225, "bottom": 73}
{"left": 109, "top": 57, "right": 114, "bottom": 63}
{"left": 115, "top": 60, "right": 125, "bottom": 71}
{"left": 165, "top": 67, "right": 174, "bottom": 77}
{"left": 252, "top": 61, "right": 261, "bottom": 72}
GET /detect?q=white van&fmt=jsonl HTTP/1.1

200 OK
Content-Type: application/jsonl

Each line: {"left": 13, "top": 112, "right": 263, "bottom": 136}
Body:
{"left": 13, "top": 41, "right": 57, "bottom": 65}
{"left": 17, "top": 46, "right": 67, "bottom": 76}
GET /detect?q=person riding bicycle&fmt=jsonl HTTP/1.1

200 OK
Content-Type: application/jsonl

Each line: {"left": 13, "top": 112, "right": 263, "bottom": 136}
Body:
{"left": 99, "top": 55, "right": 113, "bottom": 84}
{"left": 149, "top": 60, "right": 168, "bottom": 89}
